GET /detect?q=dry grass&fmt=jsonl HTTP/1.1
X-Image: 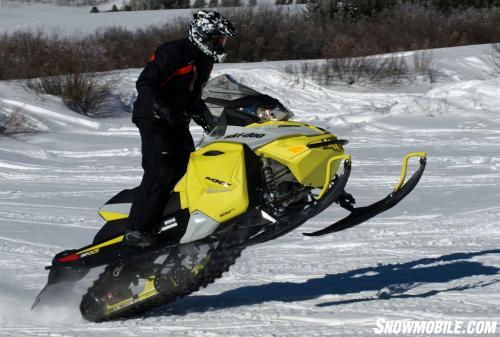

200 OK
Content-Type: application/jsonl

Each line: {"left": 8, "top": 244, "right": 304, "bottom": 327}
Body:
{"left": 0, "top": 112, "right": 30, "bottom": 135}
{"left": 285, "top": 54, "right": 412, "bottom": 86}
{"left": 413, "top": 50, "right": 435, "bottom": 82}
{"left": 0, "top": 105, "right": 46, "bottom": 136}
{"left": 26, "top": 73, "right": 118, "bottom": 116}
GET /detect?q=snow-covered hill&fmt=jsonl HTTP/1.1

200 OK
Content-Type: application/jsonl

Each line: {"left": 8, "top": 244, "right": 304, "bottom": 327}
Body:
{"left": 0, "top": 2, "right": 298, "bottom": 35}
{"left": 0, "top": 44, "right": 499, "bottom": 336}
{"left": 0, "top": 3, "right": 193, "bottom": 35}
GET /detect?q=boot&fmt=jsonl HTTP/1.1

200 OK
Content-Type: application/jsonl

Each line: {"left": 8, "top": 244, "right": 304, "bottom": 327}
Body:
{"left": 123, "top": 230, "right": 158, "bottom": 248}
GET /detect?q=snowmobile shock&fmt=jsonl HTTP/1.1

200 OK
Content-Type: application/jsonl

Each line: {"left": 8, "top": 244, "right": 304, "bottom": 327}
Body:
{"left": 262, "top": 157, "right": 279, "bottom": 208}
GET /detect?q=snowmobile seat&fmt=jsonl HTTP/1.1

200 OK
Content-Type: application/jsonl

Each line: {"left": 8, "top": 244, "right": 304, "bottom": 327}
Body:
{"left": 93, "top": 191, "right": 183, "bottom": 244}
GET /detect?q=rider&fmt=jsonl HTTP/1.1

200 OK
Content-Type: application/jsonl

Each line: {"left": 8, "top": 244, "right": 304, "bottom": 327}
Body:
{"left": 124, "top": 11, "right": 238, "bottom": 247}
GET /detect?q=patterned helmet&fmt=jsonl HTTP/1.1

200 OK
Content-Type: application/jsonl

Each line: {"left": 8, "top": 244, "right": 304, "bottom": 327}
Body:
{"left": 188, "top": 11, "right": 238, "bottom": 63}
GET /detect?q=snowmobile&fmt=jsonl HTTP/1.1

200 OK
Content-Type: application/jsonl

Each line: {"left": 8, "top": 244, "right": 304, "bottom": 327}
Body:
{"left": 32, "top": 75, "right": 427, "bottom": 322}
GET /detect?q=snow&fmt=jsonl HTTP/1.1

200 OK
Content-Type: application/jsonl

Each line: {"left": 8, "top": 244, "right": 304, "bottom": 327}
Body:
{"left": 1, "top": 43, "right": 500, "bottom": 336}
{"left": 0, "top": 3, "right": 194, "bottom": 35}
{"left": 0, "top": 3, "right": 305, "bottom": 36}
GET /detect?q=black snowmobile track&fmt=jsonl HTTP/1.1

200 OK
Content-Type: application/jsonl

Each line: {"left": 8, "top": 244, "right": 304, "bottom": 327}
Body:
{"left": 80, "top": 237, "right": 244, "bottom": 322}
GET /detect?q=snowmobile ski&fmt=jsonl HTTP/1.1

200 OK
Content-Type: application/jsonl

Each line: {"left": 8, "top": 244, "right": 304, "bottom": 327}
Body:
{"left": 303, "top": 152, "right": 427, "bottom": 236}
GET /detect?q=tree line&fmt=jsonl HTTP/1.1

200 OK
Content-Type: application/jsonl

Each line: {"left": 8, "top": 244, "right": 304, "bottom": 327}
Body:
{"left": 1, "top": 3, "right": 500, "bottom": 81}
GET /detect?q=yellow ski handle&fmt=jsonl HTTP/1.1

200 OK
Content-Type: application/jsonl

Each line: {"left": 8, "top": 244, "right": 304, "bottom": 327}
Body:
{"left": 393, "top": 152, "right": 427, "bottom": 192}
{"left": 317, "top": 154, "right": 351, "bottom": 200}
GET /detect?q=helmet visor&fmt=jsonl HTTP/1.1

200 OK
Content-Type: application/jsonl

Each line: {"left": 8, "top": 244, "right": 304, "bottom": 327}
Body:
{"left": 212, "top": 36, "right": 228, "bottom": 48}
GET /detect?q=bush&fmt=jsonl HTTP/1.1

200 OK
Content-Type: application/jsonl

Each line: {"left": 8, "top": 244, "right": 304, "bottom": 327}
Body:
{"left": 126, "top": 0, "right": 190, "bottom": 10}
{"left": 0, "top": 36, "right": 11, "bottom": 81}
{"left": 413, "top": 50, "right": 435, "bottom": 81}
{"left": 0, "top": 31, "right": 108, "bottom": 81}
{"left": 307, "top": 0, "right": 498, "bottom": 20}
{"left": 0, "top": 106, "right": 47, "bottom": 136}
{"left": 193, "top": 0, "right": 207, "bottom": 7}
{"left": 285, "top": 54, "right": 412, "bottom": 86}
{"left": 0, "top": 5, "right": 499, "bottom": 81}
{"left": 221, "top": 0, "right": 241, "bottom": 6}
{"left": 307, "top": 0, "right": 398, "bottom": 21}
{"left": 225, "top": 7, "right": 321, "bottom": 62}
{"left": 0, "top": 112, "right": 29, "bottom": 135}
{"left": 424, "top": 0, "right": 499, "bottom": 13}
{"left": 27, "top": 73, "right": 117, "bottom": 116}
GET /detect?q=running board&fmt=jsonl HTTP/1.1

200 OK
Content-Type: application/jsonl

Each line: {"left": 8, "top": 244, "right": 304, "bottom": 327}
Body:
{"left": 303, "top": 152, "right": 427, "bottom": 237}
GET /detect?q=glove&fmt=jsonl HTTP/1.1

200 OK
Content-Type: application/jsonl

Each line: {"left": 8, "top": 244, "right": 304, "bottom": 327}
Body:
{"left": 190, "top": 102, "right": 217, "bottom": 134}
{"left": 152, "top": 101, "right": 190, "bottom": 124}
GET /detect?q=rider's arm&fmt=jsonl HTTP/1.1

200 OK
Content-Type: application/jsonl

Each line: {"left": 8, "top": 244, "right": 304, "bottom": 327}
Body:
{"left": 190, "top": 100, "right": 217, "bottom": 134}
{"left": 135, "top": 45, "right": 177, "bottom": 115}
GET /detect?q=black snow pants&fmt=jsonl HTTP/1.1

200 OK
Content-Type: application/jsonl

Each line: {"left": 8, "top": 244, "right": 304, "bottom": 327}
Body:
{"left": 127, "top": 118, "right": 194, "bottom": 232}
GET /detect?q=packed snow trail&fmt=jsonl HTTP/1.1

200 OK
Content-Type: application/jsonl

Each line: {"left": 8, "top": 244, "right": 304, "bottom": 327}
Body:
{"left": 0, "top": 44, "right": 500, "bottom": 336}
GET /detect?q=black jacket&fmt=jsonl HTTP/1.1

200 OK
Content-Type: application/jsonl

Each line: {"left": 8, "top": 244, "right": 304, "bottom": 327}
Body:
{"left": 133, "top": 38, "right": 213, "bottom": 125}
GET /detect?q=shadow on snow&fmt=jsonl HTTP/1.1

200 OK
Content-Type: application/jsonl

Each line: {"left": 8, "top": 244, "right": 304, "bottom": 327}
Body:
{"left": 150, "top": 249, "right": 500, "bottom": 316}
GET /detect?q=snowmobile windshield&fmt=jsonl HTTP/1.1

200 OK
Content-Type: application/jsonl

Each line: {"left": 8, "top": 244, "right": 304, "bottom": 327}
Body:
{"left": 208, "top": 111, "right": 228, "bottom": 138}
{"left": 203, "top": 74, "right": 294, "bottom": 123}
